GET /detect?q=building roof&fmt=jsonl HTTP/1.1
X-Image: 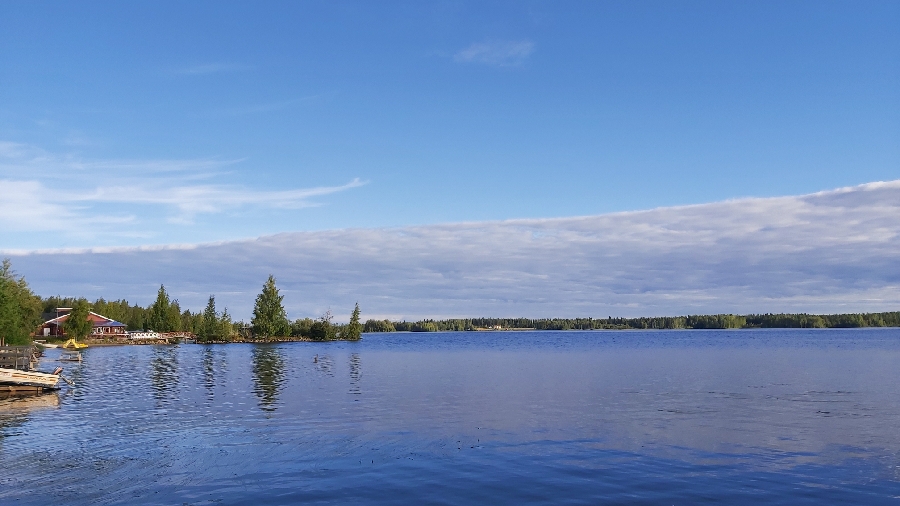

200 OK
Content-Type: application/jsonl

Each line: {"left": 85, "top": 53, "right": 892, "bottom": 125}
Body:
{"left": 42, "top": 311, "right": 126, "bottom": 328}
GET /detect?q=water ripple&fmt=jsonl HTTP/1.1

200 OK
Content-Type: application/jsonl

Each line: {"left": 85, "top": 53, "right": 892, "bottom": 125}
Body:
{"left": 1, "top": 330, "right": 899, "bottom": 504}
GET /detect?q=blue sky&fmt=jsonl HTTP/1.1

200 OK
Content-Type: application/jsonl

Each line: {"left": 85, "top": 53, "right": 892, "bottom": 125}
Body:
{"left": 1, "top": 2, "right": 899, "bottom": 318}
{"left": 1, "top": 1, "right": 897, "bottom": 249}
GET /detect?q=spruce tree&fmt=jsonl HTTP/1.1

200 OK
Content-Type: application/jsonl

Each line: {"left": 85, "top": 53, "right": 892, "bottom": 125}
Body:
{"left": 219, "top": 307, "right": 234, "bottom": 340}
{"left": 346, "top": 302, "right": 362, "bottom": 340}
{"left": 148, "top": 285, "right": 171, "bottom": 331}
{"left": 251, "top": 275, "right": 289, "bottom": 338}
{"left": 201, "top": 295, "right": 218, "bottom": 342}
{"left": 167, "top": 300, "right": 182, "bottom": 332}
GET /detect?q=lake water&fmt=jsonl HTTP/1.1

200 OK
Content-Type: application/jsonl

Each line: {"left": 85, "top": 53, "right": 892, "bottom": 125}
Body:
{"left": 2, "top": 329, "right": 900, "bottom": 504}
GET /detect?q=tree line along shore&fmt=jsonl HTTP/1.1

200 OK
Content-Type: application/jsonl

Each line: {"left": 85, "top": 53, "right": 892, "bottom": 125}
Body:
{"left": 0, "top": 259, "right": 361, "bottom": 345}
{"left": 364, "top": 312, "right": 900, "bottom": 332}
{"left": 2, "top": 258, "right": 899, "bottom": 346}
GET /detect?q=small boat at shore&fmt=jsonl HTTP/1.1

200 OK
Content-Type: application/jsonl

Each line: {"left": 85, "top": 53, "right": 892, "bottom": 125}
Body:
{"left": 59, "top": 351, "right": 82, "bottom": 362}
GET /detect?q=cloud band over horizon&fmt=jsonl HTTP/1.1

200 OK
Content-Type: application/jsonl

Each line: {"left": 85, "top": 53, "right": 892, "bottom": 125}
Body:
{"left": 5, "top": 181, "right": 900, "bottom": 321}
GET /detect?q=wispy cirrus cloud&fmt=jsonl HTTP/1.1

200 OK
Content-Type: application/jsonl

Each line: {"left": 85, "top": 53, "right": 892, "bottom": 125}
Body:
{"left": 79, "top": 178, "right": 366, "bottom": 221}
{"left": 0, "top": 180, "right": 127, "bottom": 232}
{"left": 454, "top": 40, "right": 535, "bottom": 66}
{"left": 0, "top": 141, "right": 366, "bottom": 241}
{"left": 7, "top": 181, "right": 900, "bottom": 320}
{"left": 0, "top": 140, "right": 241, "bottom": 177}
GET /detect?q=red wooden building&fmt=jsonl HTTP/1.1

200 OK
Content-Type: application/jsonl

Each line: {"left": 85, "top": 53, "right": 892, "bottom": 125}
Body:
{"left": 36, "top": 308, "right": 128, "bottom": 339}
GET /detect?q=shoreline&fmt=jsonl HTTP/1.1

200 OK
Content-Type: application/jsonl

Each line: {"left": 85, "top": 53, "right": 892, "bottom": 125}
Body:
{"left": 41, "top": 336, "right": 363, "bottom": 347}
{"left": 33, "top": 325, "right": 900, "bottom": 349}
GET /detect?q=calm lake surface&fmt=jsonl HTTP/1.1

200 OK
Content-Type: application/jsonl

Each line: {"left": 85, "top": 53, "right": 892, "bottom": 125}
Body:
{"left": 2, "top": 329, "right": 900, "bottom": 504}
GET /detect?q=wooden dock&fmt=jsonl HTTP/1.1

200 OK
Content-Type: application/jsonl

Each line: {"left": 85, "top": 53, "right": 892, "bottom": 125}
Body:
{"left": 0, "top": 346, "right": 38, "bottom": 371}
{"left": 0, "top": 345, "right": 62, "bottom": 394}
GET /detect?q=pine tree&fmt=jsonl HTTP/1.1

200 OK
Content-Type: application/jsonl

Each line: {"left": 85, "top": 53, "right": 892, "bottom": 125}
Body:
{"left": 346, "top": 302, "right": 362, "bottom": 340}
{"left": 219, "top": 307, "right": 234, "bottom": 340}
{"left": 200, "top": 295, "right": 218, "bottom": 342}
{"left": 167, "top": 300, "right": 182, "bottom": 332}
{"left": 251, "top": 275, "right": 289, "bottom": 338}
{"left": 148, "top": 285, "right": 171, "bottom": 331}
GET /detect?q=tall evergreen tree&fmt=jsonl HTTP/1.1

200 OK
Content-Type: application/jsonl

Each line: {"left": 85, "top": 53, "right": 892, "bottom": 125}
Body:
{"left": 346, "top": 303, "right": 362, "bottom": 340}
{"left": 251, "top": 275, "right": 289, "bottom": 338}
{"left": 167, "top": 299, "right": 182, "bottom": 331}
{"left": 148, "top": 285, "right": 172, "bottom": 331}
{"left": 200, "top": 295, "right": 218, "bottom": 341}
{"left": 64, "top": 299, "right": 94, "bottom": 341}
{"left": 181, "top": 309, "right": 201, "bottom": 334}
{"left": 219, "top": 307, "right": 234, "bottom": 340}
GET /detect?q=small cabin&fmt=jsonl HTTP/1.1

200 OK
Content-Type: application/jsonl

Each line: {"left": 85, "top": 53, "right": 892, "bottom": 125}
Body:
{"left": 36, "top": 308, "right": 128, "bottom": 339}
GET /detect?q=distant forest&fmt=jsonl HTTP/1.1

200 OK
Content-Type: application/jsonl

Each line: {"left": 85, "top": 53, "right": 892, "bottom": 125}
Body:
{"left": 27, "top": 297, "right": 900, "bottom": 335}
{"left": 29, "top": 295, "right": 900, "bottom": 335}
{"left": 364, "top": 312, "right": 900, "bottom": 332}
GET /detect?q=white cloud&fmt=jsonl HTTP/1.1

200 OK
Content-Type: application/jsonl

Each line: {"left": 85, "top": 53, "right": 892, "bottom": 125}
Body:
{"left": 0, "top": 141, "right": 365, "bottom": 240}
{"left": 0, "top": 180, "right": 77, "bottom": 231}
{"left": 0, "top": 180, "right": 137, "bottom": 233}
{"left": 77, "top": 178, "right": 366, "bottom": 221}
{"left": 454, "top": 40, "right": 535, "bottom": 66}
{"left": 6, "top": 181, "right": 900, "bottom": 320}
{"left": 0, "top": 141, "right": 44, "bottom": 159}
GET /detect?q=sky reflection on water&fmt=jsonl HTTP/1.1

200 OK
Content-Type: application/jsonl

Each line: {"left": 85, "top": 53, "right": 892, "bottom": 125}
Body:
{"left": 1, "top": 329, "right": 899, "bottom": 504}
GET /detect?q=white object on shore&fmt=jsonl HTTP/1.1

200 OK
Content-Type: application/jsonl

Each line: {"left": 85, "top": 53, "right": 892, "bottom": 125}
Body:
{"left": 128, "top": 331, "right": 161, "bottom": 340}
{"left": 0, "top": 367, "right": 61, "bottom": 389}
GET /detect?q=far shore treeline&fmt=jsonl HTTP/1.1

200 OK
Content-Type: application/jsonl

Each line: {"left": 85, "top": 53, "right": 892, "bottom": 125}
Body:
{"left": 363, "top": 312, "right": 900, "bottom": 332}
{"left": 1, "top": 258, "right": 899, "bottom": 346}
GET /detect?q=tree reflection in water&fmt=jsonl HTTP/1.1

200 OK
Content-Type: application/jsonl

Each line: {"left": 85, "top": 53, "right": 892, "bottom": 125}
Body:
{"left": 314, "top": 354, "right": 334, "bottom": 377}
{"left": 348, "top": 353, "right": 361, "bottom": 398}
{"left": 150, "top": 346, "right": 179, "bottom": 405}
{"left": 251, "top": 345, "right": 285, "bottom": 412}
{"left": 202, "top": 347, "right": 215, "bottom": 401}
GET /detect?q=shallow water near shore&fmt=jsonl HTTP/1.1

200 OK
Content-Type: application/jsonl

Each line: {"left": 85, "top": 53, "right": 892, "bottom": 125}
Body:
{"left": 2, "top": 328, "right": 900, "bottom": 504}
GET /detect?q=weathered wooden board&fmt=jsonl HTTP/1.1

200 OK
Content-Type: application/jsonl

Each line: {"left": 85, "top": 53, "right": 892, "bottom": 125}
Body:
{"left": 0, "top": 385, "right": 51, "bottom": 394}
